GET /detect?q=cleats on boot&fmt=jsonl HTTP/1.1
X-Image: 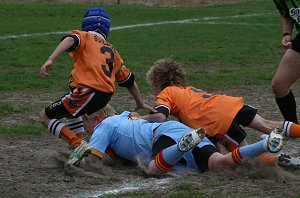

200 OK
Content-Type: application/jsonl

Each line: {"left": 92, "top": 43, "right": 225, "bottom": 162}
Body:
{"left": 277, "top": 153, "right": 300, "bottom": 169}
{"left": 178, "top": 128, "right": 206, "bottom": 152}
{"left": 266, "top": 128, "right": 284, "bottom": 153}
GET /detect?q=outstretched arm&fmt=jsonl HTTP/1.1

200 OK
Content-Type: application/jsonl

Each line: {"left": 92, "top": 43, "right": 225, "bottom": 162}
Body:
{"left": 40, "top": 37, "right": 75, "bottom": 77}
{"left": 130, "top": 111, "right": 167, "bottom": 122}
{"left": 127, "top": 81, "right": 156, "bottom": 112}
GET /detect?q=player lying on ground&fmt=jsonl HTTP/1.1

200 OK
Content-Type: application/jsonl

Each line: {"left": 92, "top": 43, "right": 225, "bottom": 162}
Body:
{"left": 38, "top": 7, "right": 154, "bottom": 150}
{"left": 66, "top": 104, "right": 285, "bottom": 174}
{"left": 130, "top": 58, "right": 300, "bottom": 168}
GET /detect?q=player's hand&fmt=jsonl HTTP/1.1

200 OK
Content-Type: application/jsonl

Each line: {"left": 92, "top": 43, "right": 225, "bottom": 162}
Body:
{"left": 282, "top": 35, "right": 292, "bottom": 49}
{"left": 40, "top": 60, "right": 53, "bottom": 77}
{"left": 129, "top": 111, "right": 141, "bottom": 119}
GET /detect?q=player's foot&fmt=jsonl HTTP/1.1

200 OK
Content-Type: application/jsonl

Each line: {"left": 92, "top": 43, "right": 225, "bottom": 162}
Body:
{"left": 66, "top": 140, "right": 91, "bottom": 166}
{"left": 277, "top": 153, "right": 300, "bottom": 169}
{"left": 266, "top": 128, "right": 284, "bottom": 153}
{"left": 178, "top": 128, "right": 206, "bottom": 152}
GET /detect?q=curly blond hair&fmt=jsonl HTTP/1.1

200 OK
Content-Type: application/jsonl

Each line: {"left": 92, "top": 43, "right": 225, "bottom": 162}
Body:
{"left": 146, "top": 58, "right": 187, "bottom": 92}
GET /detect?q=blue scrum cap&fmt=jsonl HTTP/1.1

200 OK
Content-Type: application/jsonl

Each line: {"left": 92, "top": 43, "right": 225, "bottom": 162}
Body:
{"left": 82, "top": 7, "right": 110, "bottom": 39}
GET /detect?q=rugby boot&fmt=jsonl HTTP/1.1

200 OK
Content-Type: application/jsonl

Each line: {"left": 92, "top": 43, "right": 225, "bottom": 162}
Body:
{"left": 266, "top": 128, "right": 284, "bottom": 153}
{"left": 277, "top": 153, "right": 300, "bottom": 169}
{"left": 178, "top": 128, "right": 206, "bottom": 152}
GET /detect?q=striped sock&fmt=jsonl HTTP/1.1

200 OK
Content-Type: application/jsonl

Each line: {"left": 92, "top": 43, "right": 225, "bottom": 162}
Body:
{"left": 48, "top": 119, "right": 65, "bottom": 137}
{"left": 66, "top": 117, "right": 84, "bottom": 134}
{"left": 48, "top": 119, "right": 81, "bottom": 147}
{"left": 232, "top": 139, "right": 266, "bottom": 164}
{"left": 282, "top": 121, "right": 300, "bottom": 138}
{"left": 154, "top": 145, "right": 185, "bottom": 172}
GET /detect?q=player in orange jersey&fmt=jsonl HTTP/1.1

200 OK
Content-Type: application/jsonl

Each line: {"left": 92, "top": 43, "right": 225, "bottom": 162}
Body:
{"left": 38, "top": 7, "right": 154, "bottom": 150}
{"left": 130, "top": 58, "right": 300, "bottom": 168}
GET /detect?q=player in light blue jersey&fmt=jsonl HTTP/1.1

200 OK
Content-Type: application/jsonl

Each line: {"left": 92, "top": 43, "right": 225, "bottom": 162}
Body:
{"left": 272, "top": 0, "right": 300, "bottom": 124}
{"left": 66, "top": 104, "right": 284, "bottom": 174}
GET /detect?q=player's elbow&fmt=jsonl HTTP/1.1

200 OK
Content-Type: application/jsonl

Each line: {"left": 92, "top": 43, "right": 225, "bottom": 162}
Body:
{"left": 155, "top": 113, "right": 167, "bottom": 122}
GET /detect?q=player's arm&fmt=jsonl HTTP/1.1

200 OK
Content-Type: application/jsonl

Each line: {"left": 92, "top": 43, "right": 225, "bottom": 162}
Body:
{"left": 117, "top": 68, "right": 156, "bottom": 112}
{"left": 130, "top": 111, "right": 167, "bottom": 122}
{"left": 40, "top": 35, "right": 77, "bottom": 77}
{"left": 141, "top": 113, "right": 167, "bottom": 122}
{"left": 130, "top": 105, "right": 169, "bottom": 122}
{"left": 127, "top": 81, "right": 156, "bottom": 112}
{"left": 280, "top": 15, "right": 294, "bottom": 35}
{"left": 273, "top": 0, "right": 294, "bottom": 49}
{"left": 280, "top": 15, "right": 294, "bottom": 48}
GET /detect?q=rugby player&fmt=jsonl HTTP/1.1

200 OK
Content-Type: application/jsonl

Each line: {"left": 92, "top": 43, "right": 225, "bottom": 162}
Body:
{"left": 38, "top": 8, "right": 154, "bottom": 149}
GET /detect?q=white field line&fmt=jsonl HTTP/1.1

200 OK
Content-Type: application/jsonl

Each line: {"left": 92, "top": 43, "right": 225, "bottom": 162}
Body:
{"left": 0, "top": 12, "right": 274, "bottom": 40}
{"left": 76, "top": 177, "right": 172, "bottom": 198}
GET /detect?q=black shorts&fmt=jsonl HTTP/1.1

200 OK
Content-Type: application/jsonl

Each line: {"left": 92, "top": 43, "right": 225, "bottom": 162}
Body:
{"left": 292, "top": 32, "right": 300, "bottom": 53}
{"left": 45, "top": 88, "right": 112, "bottom": 119}
{"left": 192, "top": 145, "right": 216, "bottom": 172}
{"left": 229, "top": 104, "right": 257, "bottom": 139}
{"left": 208, "top": 104, "right": 257, "bottom": 150}
{"left": 152, "top": 135, "right": 217, "bottom": 172}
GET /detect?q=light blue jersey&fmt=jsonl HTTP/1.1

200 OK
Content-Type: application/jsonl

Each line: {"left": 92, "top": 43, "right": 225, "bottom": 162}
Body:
{"left": 89, "top": 111, "right": 215, "bottom": 171}
{"left": 89, "top": 111, "right": 161, "bottom": 162}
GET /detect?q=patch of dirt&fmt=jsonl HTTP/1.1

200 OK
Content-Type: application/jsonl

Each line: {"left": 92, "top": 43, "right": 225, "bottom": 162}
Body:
{"left": 1, "top": 1, "right": 300, "bottom": 197}
{"left": 2, "top": 85, "right": 300, "bottom": 198}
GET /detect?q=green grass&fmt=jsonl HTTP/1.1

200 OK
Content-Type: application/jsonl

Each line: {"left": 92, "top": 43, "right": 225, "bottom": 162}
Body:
{"left": 0, "top": 1, "right": 283, "bottom": 91}
{"left": 0, "top": 1, "right": 285, "bottom": 130}
{"left": 0, "top": 124, "right": 45, "bottom": 136}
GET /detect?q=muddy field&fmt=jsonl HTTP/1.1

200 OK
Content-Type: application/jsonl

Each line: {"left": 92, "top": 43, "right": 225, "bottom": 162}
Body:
{"left": 2, "top": 86, "right": 300, "bottom": 198}
{"left": 1, "top": 0, "right": 300, "bottom": 197}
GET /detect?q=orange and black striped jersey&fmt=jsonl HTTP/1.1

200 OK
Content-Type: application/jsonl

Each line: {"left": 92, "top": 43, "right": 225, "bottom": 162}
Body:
{"left": 66, "top": 30, "right": 132, "bottom": 93}
{"left": 155, "top": 86, "right": 245, "bottom": 137}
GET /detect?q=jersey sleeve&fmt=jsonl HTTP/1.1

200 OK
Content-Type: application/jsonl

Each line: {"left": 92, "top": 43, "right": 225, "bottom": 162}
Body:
{"left": 155, "top": 89, "right": 172, "bottom": 116}
{"left": 61, "top": 33, "right": 80, "bottom": 52}
{"left": 89, "top": 123, "right": 112, "bottom": 158}
{"left": 67, "top": 30, "right": 87, "bottom": 58}
{"left": 115, "top": 52, "right": 135, "bottom": 87}
{"left": 273, "top": 0, "right": 290, "bottom": 16}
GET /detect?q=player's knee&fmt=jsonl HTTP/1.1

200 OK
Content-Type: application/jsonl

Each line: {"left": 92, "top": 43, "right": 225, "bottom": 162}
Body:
{"left": 38, "top": 109, "right": 49, "bottom": 125}
{"left": 208, "top": 152, "right": 233, "bottom": 172}
{"left": 147, "top": 160, "right": 161, "bottom": 174}
{"left": 271, "top": 78, "right": 289, "bottom": 96}
{"left": 271, "top": 79, "right": 280, "bottom": 92}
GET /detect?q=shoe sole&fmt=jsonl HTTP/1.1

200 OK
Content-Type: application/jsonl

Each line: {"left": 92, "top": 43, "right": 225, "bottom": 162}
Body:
{"left": 178, "top": 128, "right": 206, "bottom": 152}
{"left": 267, "top": 128, "right": 283, "bottom": 153}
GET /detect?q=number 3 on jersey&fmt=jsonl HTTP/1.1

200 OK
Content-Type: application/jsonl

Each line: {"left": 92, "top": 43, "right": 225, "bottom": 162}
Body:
{"left": 101, "top": 46, "right": 114, "bottom": 78}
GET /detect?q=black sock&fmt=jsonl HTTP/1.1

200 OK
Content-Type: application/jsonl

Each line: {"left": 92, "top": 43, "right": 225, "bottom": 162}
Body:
{"left": 275, "top": 90, "right": 298, "bottom": 124}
